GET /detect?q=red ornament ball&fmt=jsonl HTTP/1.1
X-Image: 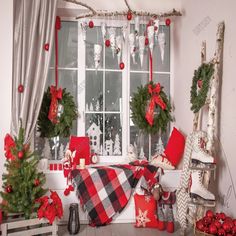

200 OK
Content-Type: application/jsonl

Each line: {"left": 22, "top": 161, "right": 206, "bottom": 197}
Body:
{"left": 216, "top": 213, "right": 221, "bottom": 220}
{"left": 233, "top": 219, "right": 236, "bottom": 226}
{"left": 154, "top": 26, "right": 158, "bottom": 31}
{"left": 232, "top": 225, "right": 236, "bottom": 234}
{"left": 220, "top": 212, "right": 226, "bottom": 221}
{"left": 34, "top": 179, "right": 40, "bottom": 186}
{"left": 44, "top": 43, "right": 49, "bottom": 51}
{"left": 196, "top": 220, "right": 205, "bottom": 232}
{"left": 127, "top": 11, "right": 132, "bottom": 21}
{"left": 18, "top": 150, "right": 24, "bottom": 159}
{"left": 6, "top": 185, "right": 12, "bottom": 193}
{"left": 145, "top": 38, "right": 149, "bottom": 46}
{"left": 18, "top": 84, "right": 24, "bottom": 93}
{"left": 214, "top": 220, "right": 222, "bottom": 229}
{"left": 119, "top": 62, "right": 125, "bottom": 70}
{"left": 165, "top": 18, "right": 171, "bottom": 26}
{"left": 105, "top": 39, "right": 111, "bottom": 47}
{"left": 206, "top": 209, "right": 214, "bottom": 218}
{"left": 209, "top": 224, "right": 218, "bottom": 234}
{"left": 88, "top": 20, "right": 94, "bottom": 28}
{"left": 203, "top": 216, "right": 212, "bottom": 226}
{"left": 223, "top": 222, "right": 232, "bottom": 233}
{"left": 218, "top": 228, "right": 226, "bottom": 236}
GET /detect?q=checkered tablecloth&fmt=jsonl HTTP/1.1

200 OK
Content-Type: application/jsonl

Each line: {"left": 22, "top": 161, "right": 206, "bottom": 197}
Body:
{"left": 72, "top": 163, "right": 159, "bottom": 226}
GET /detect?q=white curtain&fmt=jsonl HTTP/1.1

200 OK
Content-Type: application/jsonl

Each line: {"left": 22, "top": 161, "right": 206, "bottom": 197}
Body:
{"left": 11, "top": 0, "right": 58, "bottom": 142}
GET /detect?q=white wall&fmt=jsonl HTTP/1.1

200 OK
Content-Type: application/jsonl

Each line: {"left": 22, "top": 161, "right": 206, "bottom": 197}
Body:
{"left": 0, "top": 0, "right": 13, "bottom": 192}
{"left": 173, "top": 0, "right": 236, "bottom": 216}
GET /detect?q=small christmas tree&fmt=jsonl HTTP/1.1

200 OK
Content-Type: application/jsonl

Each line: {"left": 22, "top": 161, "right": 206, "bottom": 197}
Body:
{"left": 113, "top": 134, "right": 121, "bottom": 155}
{"left": 0, "top": 126, "right": 47, "bottom": 219}
{"left": 155, "top": 137, "right": 165, "bottom": 155}
{"left": 42, "top": 138, "right": 52, "bottom": 159}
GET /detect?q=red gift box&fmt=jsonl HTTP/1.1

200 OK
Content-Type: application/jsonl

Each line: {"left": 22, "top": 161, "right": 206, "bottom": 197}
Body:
{"left": 69, "top": 136, "right": 91, "bottom": 165}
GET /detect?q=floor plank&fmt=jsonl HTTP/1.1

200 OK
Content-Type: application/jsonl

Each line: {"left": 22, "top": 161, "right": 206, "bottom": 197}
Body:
{"left": 58, "top": 223, "right": 193, "bottom": 236}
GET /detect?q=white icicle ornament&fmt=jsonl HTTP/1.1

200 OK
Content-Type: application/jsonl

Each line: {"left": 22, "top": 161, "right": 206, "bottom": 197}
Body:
{"left": 147, "top": 25, "right": 154, "bottom": 56}
{"left": 108, "top": 27, "right": 116, "bottom": 58}
{"left": 116, "top": 35, "right": 122, "bottom": 65}
{"left": 135, "top": 16, "right": 140, "bottom": 39}
{"left": 158, "top": 32, "right": 166, "bottom": 63}
{"left": 122, "top": 25, "right": 128, "bottom": 41}
{"left": 80, "top": 20, "right": 88, "bottom": 41}
{"left": 94, "top": 44, "right": 102, "bottom": 69}
{"left": 129, "top": 33, "right": 136, "bottom": 64}
{"left": 154, "top": 19, "right": 160, "bottom": 41}
{"left": 138, "top": 35, "right": 145, "bottom": 67}
{"left": 101, "top": 22, "right": 106, "bottom": 42}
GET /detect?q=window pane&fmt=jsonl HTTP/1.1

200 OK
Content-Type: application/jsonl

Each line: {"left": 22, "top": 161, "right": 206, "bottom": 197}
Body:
{"left": 86, "top": 26, "right": 103, "bottom": 69}
{"left": 85, "top": 113, "right": 103, "bottom": 155}
{"left": 104, "top": 114, "right": 122, "bottom": 156}
{"left": 85, "top": 71, "right": 103, "bottom": 112}
{"left": 50, "top": 21, "right": 78, "bottom": 68}
{"left": 105, "top": 71, "right": 122, "bottom": 111}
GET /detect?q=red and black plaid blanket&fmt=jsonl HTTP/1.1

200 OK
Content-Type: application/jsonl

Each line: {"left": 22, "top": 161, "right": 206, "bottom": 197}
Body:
{"left": 71, "top": 163, "right": 160, "bottom": 226}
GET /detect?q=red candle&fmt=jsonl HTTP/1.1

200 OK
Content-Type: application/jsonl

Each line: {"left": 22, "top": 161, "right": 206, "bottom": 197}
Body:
{"left": 54, "top": 163, "right": 58, "bottom": 170}
{"left": 49, "top": 164, "right": 53, "bottom": 171}
{"left": 59, "top": 163, "right": 63, "bottom": 170}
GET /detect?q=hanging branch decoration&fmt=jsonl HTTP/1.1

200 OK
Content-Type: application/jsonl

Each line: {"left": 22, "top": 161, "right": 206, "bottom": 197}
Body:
{"left": 190, "top": 63, "right": 214, "bottom": 113}
{"left": 130, "top": 81, "right": 172, "bottom": 134}
{"left": 63, "top": 0, "right": 182, "bottom": 19}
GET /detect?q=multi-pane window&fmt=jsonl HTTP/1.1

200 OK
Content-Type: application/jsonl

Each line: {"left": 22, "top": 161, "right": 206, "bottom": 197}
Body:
{"left": 35, "top": 19, "right": 172, "bottom": 162}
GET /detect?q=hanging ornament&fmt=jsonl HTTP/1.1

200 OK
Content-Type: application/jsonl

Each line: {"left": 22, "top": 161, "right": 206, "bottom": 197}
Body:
{"left": 94, "top": 44, "right": 102, "bottom": 70}
{"left": 158, "top": 32, "right": 166, "bottom": 63}
{"left": 105, "top": 39, "right": 110, "bottom": 47}
{"left": 127, "top": 11, "right": 132, "bottom": 21}
{"left": 44, "top": 43, "right": 49, "bottom": 51}
{"left": 138, "top": 36, "right": 145, "bottom": 67}
{"left": 34, "top": 179, "right": 40, "bottom": 186}
{"left": 147, "top": 25, "right": 154, "bottom": 56}
{"left": 18, "top": 84, "right": 24, "bottom": 93}
{"left": 101, "top": 22, "right": 107, "bottom": 42}
{"left": 88, "top": 20, "right": 94, "bottom": 28}
{"left": 116, "top": 35, "right": 122, "bottom": 65}
{"left": 119, "top": 62, "right": 125, "bottom": 70}
{"left": 80, "top": 20, "right": 88, "bottom": 41}
{"left": 129, "top": 33, "right": 136, "bottom": 64}
{"left": 6, "top": 185, "right": 12, "bottom": 193}
{"left": 134, "top": 16, "right": 140, "bottom": 36}
{"left": 122, "top": 25, "right": 128, "bottom": 41}
{"left": 108, "top": 27, "right": 116, "bottom": 57}
{"left": 18, "top": 150, "right": 24, "bottom": 159}
{"left": 145, "top": 37, "right": 149, "bottom": 46}
{"left": 165, "top": 18, "right": 171, "bottom": 26}
{"left": 153, "top": 19, "right": 160, "bottom": 40}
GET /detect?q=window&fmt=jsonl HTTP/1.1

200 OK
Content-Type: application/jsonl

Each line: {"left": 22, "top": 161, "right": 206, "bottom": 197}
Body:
{"left": 35, "top": 18, "right": 172, "bottom": 163}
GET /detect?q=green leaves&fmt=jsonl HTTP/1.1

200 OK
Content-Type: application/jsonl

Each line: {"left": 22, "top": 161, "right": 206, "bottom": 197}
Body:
{"left": 37, "top": 87, "right": 78, "bottom": 138}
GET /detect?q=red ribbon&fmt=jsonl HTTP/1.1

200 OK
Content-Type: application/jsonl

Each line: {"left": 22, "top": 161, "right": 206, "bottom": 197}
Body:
{"left": 4, "top": 134, "right": 16, "bottom": 160}
{"left": 55, "top": 16, "right": 61, "bottom": 88}
{"left": 48, "top": 86, "right": 63, "bottom": 124}
{"left": 145, "top": 83, "right": 166, "bottom": 126}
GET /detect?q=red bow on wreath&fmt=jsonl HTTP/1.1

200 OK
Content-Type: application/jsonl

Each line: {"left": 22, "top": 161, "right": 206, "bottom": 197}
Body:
{"left": 48, "top": 85, "right": 63, "bottom": 124}
{"left": 145, "top": 83, "right": 166, "bottom": 126}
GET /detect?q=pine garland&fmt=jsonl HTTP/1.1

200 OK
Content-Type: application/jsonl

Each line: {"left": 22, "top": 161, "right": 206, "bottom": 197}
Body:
{"left": 37, "top": 87, "right": 78, "bottom": 138}
{"left": 190, "top": 63, "right": 214, "bottom": 113}
{"left": 130, "top": 81, "right": 172, "bottom": 134}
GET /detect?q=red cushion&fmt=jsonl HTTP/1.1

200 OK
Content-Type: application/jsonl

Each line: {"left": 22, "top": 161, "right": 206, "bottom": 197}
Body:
{"left": 164, "top": 127, "right": 185, "bottom": 167}
{"left": 69, "top": 136, "right": 91, "bottom": 165}
{"left": 134, "top": 194, "right": 159, "bottom": 228}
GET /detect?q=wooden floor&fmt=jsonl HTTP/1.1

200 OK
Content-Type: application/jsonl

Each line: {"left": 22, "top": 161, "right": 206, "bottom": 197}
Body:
{"left": 58, "top": 223, "right": 194, "bottom": 236}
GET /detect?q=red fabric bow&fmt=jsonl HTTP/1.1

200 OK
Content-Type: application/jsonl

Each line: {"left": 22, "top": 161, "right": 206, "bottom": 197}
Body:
{"left": 4, "top": 134, "right": 16, "bottom": 160}
{"left": 145, "top": 83, "right": 166, "bottom": 126}
{"left": 48, "top": 85, "right": 63, "bottom": 124}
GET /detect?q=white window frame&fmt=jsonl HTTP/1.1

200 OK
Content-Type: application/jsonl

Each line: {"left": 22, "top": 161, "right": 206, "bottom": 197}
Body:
{"left": 59, "top": 17, "right": 174, "bottom": 164}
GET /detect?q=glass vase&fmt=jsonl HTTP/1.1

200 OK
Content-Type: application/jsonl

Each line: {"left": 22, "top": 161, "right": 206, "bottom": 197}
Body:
{"left": 67, "top": 203, "right": 80, "bottom": 235}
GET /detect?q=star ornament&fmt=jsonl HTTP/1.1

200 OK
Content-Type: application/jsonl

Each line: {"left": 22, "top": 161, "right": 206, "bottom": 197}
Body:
{"left": 136, "top": 208, "right": 151, "bottom": 227}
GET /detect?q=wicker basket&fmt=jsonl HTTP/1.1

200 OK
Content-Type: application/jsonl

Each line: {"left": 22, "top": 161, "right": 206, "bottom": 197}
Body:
{"left": 195, "top": 229, "right": 214, "bottom": 236}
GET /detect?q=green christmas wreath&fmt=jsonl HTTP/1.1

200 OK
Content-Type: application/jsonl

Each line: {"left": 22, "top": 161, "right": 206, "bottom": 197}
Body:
{"left": 190, "top": 63, "right": 214, "bottom": 113}
{"left": 37, "top": 87, "right": 78, "bottom": 138}
{"left": 130, "top": 81, "right": 172, "bottom": 134}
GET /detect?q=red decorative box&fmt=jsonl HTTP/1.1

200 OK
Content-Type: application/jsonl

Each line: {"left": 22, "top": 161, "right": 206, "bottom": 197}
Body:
{"left": 69, "top": 136, "right": 91, "bottom": 165}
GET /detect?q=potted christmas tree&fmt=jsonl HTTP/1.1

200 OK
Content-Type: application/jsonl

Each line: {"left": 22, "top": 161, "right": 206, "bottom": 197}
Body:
{"left": 0, "top": 126, "right": 47, "bottom": 219}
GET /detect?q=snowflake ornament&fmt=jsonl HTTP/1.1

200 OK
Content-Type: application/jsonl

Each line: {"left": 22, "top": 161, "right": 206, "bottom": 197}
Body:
{"left": 136, "top": 208, "right": 151, "bottom": 227}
